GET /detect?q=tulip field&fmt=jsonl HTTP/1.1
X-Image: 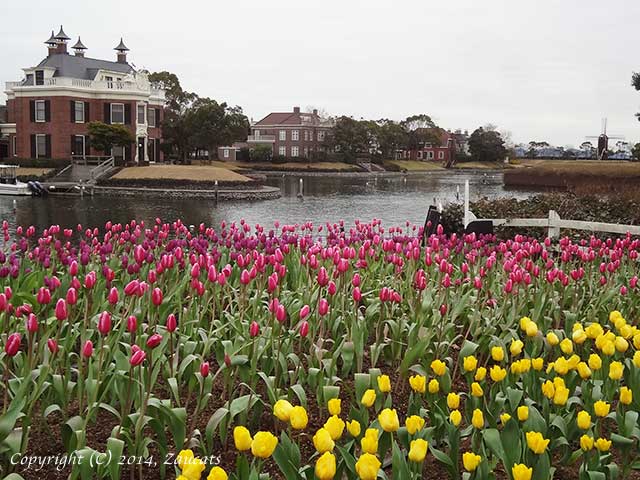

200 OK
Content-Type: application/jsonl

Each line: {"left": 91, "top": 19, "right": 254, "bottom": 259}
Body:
{"left": 1, "top": 218, "right": 640, "bottom": 480}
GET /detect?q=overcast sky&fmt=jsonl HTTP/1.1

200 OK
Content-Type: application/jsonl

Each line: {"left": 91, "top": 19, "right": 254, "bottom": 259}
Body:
{"left": 3, "top": 0, "right": 640, "bottom": 147}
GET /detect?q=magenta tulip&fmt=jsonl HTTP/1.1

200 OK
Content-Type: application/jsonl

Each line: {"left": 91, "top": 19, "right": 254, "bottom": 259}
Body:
{"left": 66, "top": 287, "right": 78, "bottom": 305}
{"left": 300, "top": 304, "right": 310, "bottom": 320}
{"left": 130, "top": 348, "right": 146, "bottom": 366}
{"left": 107, "top": 287, "right": 119, "bottom": 305}
{"left": 249, "top": 321, "right": 260, "bottom": 337}
{"left": 200, "top": 361, "right": 210, "bottom": 378}
{"left": 36, "top": 287, "right": 51, "bottom": 305}
{"left": 300, "top": 321, "right": 309, "bottom": 337}
{"left": 146, "top": 333, "right": 163, "bottom": 349}
{"left": 276, "top": 304, "right": 287, "bottom": 324}
{"left": 166, "top": 313, "right": 177, "bottom": 333}
{"left": 127, "top": 315, "right": 137, "bottom": 333}
{"left": 4, "top": 333, "right": 21, "bottom": 357}
{"left": 152, "top": 287, "right": 163, "bottom": 306}
{"left": 54, "top": 298, "right": 68, "bottom": 321}
{"left": 124, "top": 280, "right": 140, "bottom": 296}
{"left": 47, "top": 338, "right": 58, "bottom": 354}
{"left": 318, "top": 298, "right": 329, "bottom": 316}
{"left": 97, "top": 311, "right": 112, "bottom": 335}
{"left": 82, "top": 340, "right": 93, "bottom": 358}
{"left": 26, "top": 313, "right": 38, "bottom": 333}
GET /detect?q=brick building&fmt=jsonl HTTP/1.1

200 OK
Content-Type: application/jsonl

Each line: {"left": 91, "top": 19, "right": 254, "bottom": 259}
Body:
{"left": 246, "top": 106, "right": 333, "bottom": 159}
{"left": 0, "top": 26, "right": 165, "bottom": 165}
{"left": 396, "top": 128, "right": 468, "bottom": 167}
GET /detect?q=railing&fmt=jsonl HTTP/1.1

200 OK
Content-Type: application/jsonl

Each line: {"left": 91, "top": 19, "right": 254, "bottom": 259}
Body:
{"left": 247, "top": 134, "right": 276, "bottom": 142}
{"left": 6, "top": 78, "right": 165, "bottom": 100}
{"left": 462, "top": 180, "right": 640, "bottom": 239}
{"left": 72, "top": 155, "right": 113, "bottom": 166}
{"left": 90, "top": 157, "right": 115, "bottom": 181}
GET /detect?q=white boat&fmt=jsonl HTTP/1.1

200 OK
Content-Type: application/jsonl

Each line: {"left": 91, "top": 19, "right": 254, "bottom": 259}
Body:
{"left": 0, "top": 165, "right": 33, "bottom": 196}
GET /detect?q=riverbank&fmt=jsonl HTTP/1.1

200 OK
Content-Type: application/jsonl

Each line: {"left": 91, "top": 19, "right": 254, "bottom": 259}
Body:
{"left": 504, "top": 160, "right": 640, "bottom": 189}
{"left": 92, "top": 184, "right": 281, "bottom": 200}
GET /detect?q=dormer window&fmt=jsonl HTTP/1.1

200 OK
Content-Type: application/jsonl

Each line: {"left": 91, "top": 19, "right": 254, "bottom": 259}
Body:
{"left": 35, "top": 70, "right": 44, "bottom": 86}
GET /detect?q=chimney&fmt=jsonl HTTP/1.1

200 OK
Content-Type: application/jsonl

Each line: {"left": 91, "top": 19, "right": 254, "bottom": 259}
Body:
{"left": 313, "top": 109, "right": 318, "bottom": 116}
{"left": 45, "top": 30, "right": 57, "bottom": 56}
{"left": 293, "top": 106, "right": 300, "bottom": 113}
{"left": 72, "top": 37, "right": 87, "bottom": 57}
{"left": 53, "top": 25, "right": 70, "bottom": 54}
{"left": 114, "top": 38, "right": 130, "bottom": 63}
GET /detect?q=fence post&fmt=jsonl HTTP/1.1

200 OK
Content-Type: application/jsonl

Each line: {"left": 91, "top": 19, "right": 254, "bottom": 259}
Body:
{"left": 548, "top": 210, "right": 560, "bottom": 240}
{"left": 463, "top": 180, "right": 470, "bottom": 228}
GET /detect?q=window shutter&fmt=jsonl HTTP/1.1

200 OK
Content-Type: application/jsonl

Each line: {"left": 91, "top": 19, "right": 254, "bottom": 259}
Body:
{"left": 155, "top": 108, "right": 160, "bottom": 128}
{"left": 124, "top": 144, "right": 131, "bottom": 163}
{"left": 85, "top": 102, "right": 90, "bottom": 123}
{"left": 104, "top": 103, "right": 111, "bottom": 124}
{"left": 30, "top": 135, "right": 36, "bottom": 158}
{"left": 71, "top": 100, "right": 75, "bottom": 122}
{"left": 30, "top": 101, "right": 35, "bottom": 122}
{"left": 44, "top": 100, "right": 51, "bottom": 122}
{"left": 45, "top": 135, "right": 51, "bottom": 158}
{"left": 124, "top": 104, "right": 131, "bottom": 125}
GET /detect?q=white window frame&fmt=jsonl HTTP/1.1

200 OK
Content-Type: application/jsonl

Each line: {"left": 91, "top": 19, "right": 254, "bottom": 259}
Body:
{"left": 12, "top": 136, "right": 17, "bottom": 157}
{"left": 279, "top": 146, "right": 286, "bottom": 156}
{"left": 223, "top": 149, "right": 229, "bottom": 158}
{"left": 279, "top": 130, "right": 286, "bottom": 141}
{"left": 303, "top": 147, "right": 308, "bottom": 157}
{"left": 417, "top": 151, "right": 423, "bottom": 160}
{"left": 438, "top": 151, "right": 445, "bottom": 160}
{"left": 35, "top": 134, "right": 46, "bottom": 158}
{"left": 74, "top": 101, "right": 85, "bottom": 123}
{"left": 73, "top": 135, "right": 86, "bottom": 157}
{"left": 304, "top": 130, "right": 309, "bottom": 141}
{"left": 291, "top": 146, "right": 299, "bottom": 157}
{"left": 318, "top": 131, "right": 325, "bottom": 141}
{"left": 292, "top": 130, "right": 299, "bottom": 141}
{"left": 148, "top": 107, "right": 156, "bottom": 127}
{"left": 254, "top": 129, "right": 260, "bottom": 138}
{"left": 426, "top": 151, "right": 434, "bottom": 160}
{"left": 35, "top": 100, "right": 46, "bottom": 123}
{"left": 111, "top": 103, "right": 125, "bottom": 124}
{"left": 137, "top": 104, "right": 146, "bottom": 125}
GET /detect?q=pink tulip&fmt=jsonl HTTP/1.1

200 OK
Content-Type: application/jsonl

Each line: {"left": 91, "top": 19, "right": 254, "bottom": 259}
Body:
{"left": 82, "top": 340, "right": 93, "bottom": 358}
{"left": 69, "top": 260, "right": 78, "bottom": 276}
{"left": 97, "top": 311, "right": 112, "bottom": 335}
{"left": 300, "top": 321, "right": 309, "bottom": 337}
{"left": 317, "top": 267, "right": 329, "bottom": 287}
{"left": 352, "top": 273, "right": 361, "bottom": 287}
{"left": 47, "top": 338, "right": 58, "bottom": 354}
{"left": 26, "top": 313, "right": 38, "bottom": 333}
{"left": 191, "top": 263, "right": 200, "bottom": 278}
{"left": 130, "top": 348, "right": 146, "bottom": 366}
{"left": 4, "top": 333, "right": 21, "bottom": 357}
{"left": 55, "top": 299, "right": 68, "bottom": 321}
{"left": 124, "top": 280, "right": 140, "bottom": 296}
{"left": 36, "top": 287, "right": 51, "bottom": 305}
{"left": 0, "top": 293, "right": 7, "bottom": 312}
{"left": 84, "top": 271, "right": 96, "bottom": 289}
{"left": 107, "top": 287, "right": 119, "bottom": 305}
{"left": 240, "top": 269, "right": 250, "bottom": 285}
{"left": 318, "top": 298, "right": 329, "bottom": 316}
{"left": 4, "top": 286, "right": 12, "bottom": 300}
{"left": 620, "top": 285, "right": 628, "bottom": 296}
{"left": 249, "top": 321, "right": 260, "bottom": 337}
{"left": 146, "top": 333, "right": 163, "bottom": 349}
{"left": 166, "top": 314, "right": 177, "bottom": 333}
{"left": 276, "top": 305, "right": 287, "bottom": 324}
{"left": 66, "top": 287, "right": 78, "bottom": 305}
{"left": 327, "top": 281, "right": 337, "bottom": 296}
{"left": 439, "top": 304, "right": 448, "bottom": 316}
{"left": 300, "top": 305, "right": 310, "bottom": 320}
{"left": 200, "top": 361, "right": 210, "bottom": 378}
{"left": 127, "top": 315, "right": 137, "bottom": 333}
{"left": 152, "top": 287, "right": 163, "bottom": 306}
{"left": 353, "top": 287, "right": 362, "bottom": 302}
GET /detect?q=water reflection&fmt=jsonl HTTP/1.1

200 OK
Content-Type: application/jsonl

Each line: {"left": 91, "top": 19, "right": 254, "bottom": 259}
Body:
{"left": 0, "top": 172, "right": 533, "bottom": 231}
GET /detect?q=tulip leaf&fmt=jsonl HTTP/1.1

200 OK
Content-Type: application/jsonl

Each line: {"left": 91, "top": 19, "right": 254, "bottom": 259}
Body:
{"left": 459, "top": 340, "right": 479, "bottom": 359}
{"left": 290, "top": 384, "right": 307, "bottom": 409}
{"left": 482, "top": 428, "right": 507, "bottom": 466}
{"left": 431, "top": 445, "right": 455, "bottom": 468}
{"left": 532, "top": 453, "right": 551, "bottom": 480}
{"left": 273, "top": 440, "right": 301, "bottom": 479}
{"left": 335, "top": 445, "right": 356, "bottom": 474}
{"left": 586, "top": 472, "right": 606, "bottom": 480}
{"left": 391, "top": 441, "right": 411, "bottom": 480}
{"left": 106, "top": 436, "right": 125, "bottom": 480}
{"left": 624, "top": 411, "right": 639, "bottom": 437}
{"left": 611, "top": 433, "right": 634, "bottom": 446}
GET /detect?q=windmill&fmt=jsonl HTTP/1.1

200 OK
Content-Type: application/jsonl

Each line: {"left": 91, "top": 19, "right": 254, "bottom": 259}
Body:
{"left": 585, "top": 118, "right": 624, "bottom": 160}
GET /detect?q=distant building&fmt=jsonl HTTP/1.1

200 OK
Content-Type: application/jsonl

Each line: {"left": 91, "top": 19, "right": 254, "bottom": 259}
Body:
{"left": 0, "top": 26, "right": 165, "bottom": 164}
{"left": 245, "top": 106, "right": 334, "bottom": 159}
{"left": 395, "top": 128, "right": 465, "bottom": 166}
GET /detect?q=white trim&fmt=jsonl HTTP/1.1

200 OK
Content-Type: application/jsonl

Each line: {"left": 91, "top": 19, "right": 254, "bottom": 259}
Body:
{"left": 137, "top": 104, "right": 146, "bottom": 125}
{"left": 148, "top": 107, "right": 156, "bottom": 127}
{"left": 426, "top": 151, "right": 434, "bottom": 160}
{"left": 12, "top": 136, "right": 16, "bottom": 157}
{"left": 291, "top": 130, "right": 299, "bottom": 141}
{"left": 74, "top": 101, "right": 85, "bottom": 123}
{"left": 110, "top": 103, "right": 125, "bottom": 124}
{"left": 35, "top": 134, "right": 46, "bottom": 158}
{"left": 35, "top": 100, "right": 46, "bottom": 122}
{"left": 278, "top": 146, "right": 286, "bottom": 156}
{"left": 278, "top": 130, "right": 286, "bottom": 141}
{"left": 438, "top": 151, "right": 445, "bottom": 159}
{"left": 291, "top": 146, "right": 299, "bottom": 157}
{"left": 223, "top": 148, "right": 229, "bottom": 158}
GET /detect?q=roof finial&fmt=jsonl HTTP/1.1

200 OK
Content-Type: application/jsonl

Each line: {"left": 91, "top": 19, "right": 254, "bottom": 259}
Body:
{"left": 114, "top": 38, "right": 129, "bottom": 52}
{"left": 44, "top": 30, "right": 57, "bottom": 46}
{"left": 54, "top": 25, "right": 70, "bottom": 41}
{"left": 72, "top": 36, "right": 87, "bottom": 51}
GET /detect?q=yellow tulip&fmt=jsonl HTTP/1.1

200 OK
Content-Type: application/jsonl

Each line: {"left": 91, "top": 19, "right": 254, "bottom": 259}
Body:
{"left": 463, "top": 355, "right": 478, "bottom": 371}
{"left": 377, "top": 374, "right": 391, "bottom": 393}
{"left": 602, "top": 340, "right": 615, "bottom": 356}
{"left": 327, "top": 398, "right": 341, "bottom": 416}
{"left": 500, "top": 413, "right": 512, "bottom": 424}
{"left": 347, "top": 419, "right": 361, "bottom": 437}
{"left": 519, "top": 316, "right": 532, "bottom": 330}
{"left": 355, "top": 453, "right": 381, "bottom": 480}
{"left": 490, "top": 365, "right": 507, "bottom": 382}
{"left": 428, "top": 378, "right": 440, "bottom": 394}
{"left": 588, "top": 353, "right": 602, "bottom": 371}
{"left": 525, "top": 431, "right": 549, "bottom": 454}
{"left": 431, "top": 359, "right": 447, "bottom": 376}
{"left": 361, "top": 389, "right": 376, "bottom": 407}
{"left": 471, "top": 382, "right": 484, "bottom": 397}
{"left": 586, "top": 323, "right": 604, "bottom": 339}
{"left": 449, "top": 409, "right": 462, "bottom": 427}
{"left": 531, "top": 357, "right": 544, "bottom": 371}
{"left": 554, "top": 357, "right": 569, "bottom": 375}
{"left": 634, "top": 351, "right": 640, "bottom": 368}
{"left": 491, "top": 346, "right": 505, "bottom": 362}
{"left": 572, "top": 329, "right": 587, "bottom": 344}
{"left": 546, "top": 331, "right": 559, "bottom": 346}
{"left": 620, "top": 386, "right": 633, "bottom": 405}
{"left": 580, "top": 434, "right": 594, "bottom": 451}
{"left": 595, "top": 437, "right": 612, "bottom": 452}
{"left": 360, "top": 428, "right": 379, "bottom": 454}
{"left": 634, "top": 334, "right": 640, "bottom": 350}
{"left": 472, "top": 409, "right": 484, "bottom": 429}
{"left": 594, "top": 400, "right": 610, "bottom": 418}
{"left": 620, "top": 324, "right": 633, "bottom": 339}
{"left": 553, "top": 386, "right": 569, "bottom": 406}
{"left": 525, "top": 321, "right": 538, "bottom": 337}
{"left": 233, "top": 427, "right": 252, "bottom": 451}
{"left": 324, "top": 415, "right": 345, "bottom": 440}
{"left": 405, "top": 415, "right": 425, "bottom": 435}
{"left": 577, "top": 411, "right": 591, "bottom": 430}
{"left": 577, "top": 362, "right": 592, "bottom": 379}
{"left": 313, "top": 428, "right": 335, "bottom": 453}
{"left": 315, "top": 452, "right": 336, "bottom": 480}
{"left": 273, "top": 399, "right": 294, "bottom": 421}
{"left": 251, "top": 431, "right": 278, "bottom": 458}
{"left": 176, "top": 449, "right": 194, "bottom": 470}
{"left": 475, "top": 367, "right": 487, "bottom": 381}
{"left": 290, "top": 406, "right": 308, "bottom": 429}
{"left": 182, "top": 458, "right": 205, "bottom": 480}
{"left": 378, "top": 408, "right": 400, "bottom": 432}
{"left": 609, "top": 310, "right": 622, "bottom": 323}
{"left": 567, "top": 354, "right": 580, "bottom": 370}
{"left": 559, "top": 338, "right": 573, "bottom": 355}
{"left": 541, "top": 380, "right": 555, "bottom": 399}
{"left": 447, "top": 392, "right": 460, "bottom": 409}
{"left": 408, "top": 439, "right": 428, "bottom": 462}
{"left": 409, "top": 375, "right": 426, "bottom": 393}
{"left": 517, "top": 405, "right": 529, "bottom": 421}
{"left": 462, "top": 452, "right": 482, "bottom": 472}
{"left": 510, "top": 339, "right": 524, "bottom": 356}
{"left": 608, "top": 361, "right": 624, "bottom": 380}
{"left": 207, "top": 466, "right": 228, "bottom": 480}
{"left": 512, "top": 463, "right": 533, "bottom": 480}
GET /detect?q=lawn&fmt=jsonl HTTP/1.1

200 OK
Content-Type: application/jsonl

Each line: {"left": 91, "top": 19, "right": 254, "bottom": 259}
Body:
{"left": 16, "top": 167, "right": 54, "bottom": 177}
{"left": 112, "top": 165, "right": 252, "bottom": 182}
{"left": 383, "top": 160, "right": 446, "bottom": 171}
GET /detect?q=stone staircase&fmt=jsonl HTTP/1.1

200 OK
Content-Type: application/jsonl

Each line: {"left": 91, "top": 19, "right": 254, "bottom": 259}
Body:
{"left": 358, "top": 162, "right": 386, "bottom": 172}
{"left": 53, "top": 157, "right": 115, "bottom": 183}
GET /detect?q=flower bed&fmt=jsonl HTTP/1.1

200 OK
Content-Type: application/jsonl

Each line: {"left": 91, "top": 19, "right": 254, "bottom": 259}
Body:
{"left": 0, "top": 219, "right": 639, "bottom": 480}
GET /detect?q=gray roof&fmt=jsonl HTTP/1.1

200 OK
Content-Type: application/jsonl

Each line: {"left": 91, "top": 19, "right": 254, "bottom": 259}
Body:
{"left": 36, "top": 53, "right": 133, "bottom": 80}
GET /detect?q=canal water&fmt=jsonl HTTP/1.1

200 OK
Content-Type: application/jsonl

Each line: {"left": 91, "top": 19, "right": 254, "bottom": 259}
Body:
{"left": 0, "top": 171, "right": 533, "bottom": 231}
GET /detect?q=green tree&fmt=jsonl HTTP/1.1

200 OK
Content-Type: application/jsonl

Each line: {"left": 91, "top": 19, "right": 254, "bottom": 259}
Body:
{"left": 324, "top": 116, "right": 374, "bottom": 162}
{"left": 400, "top": 114, "right": 441, "bottom": 150}
{"left": 87, "top": 122, "right": 135, "bottom": 154}
{"left": 633, "top": 72, "right": 640, "bottom": 121}
{"left": 375, "top": 119, "right": 408, "bottom": 159}
{"left": 468, "top": 127, "right": 507, "bottom": 162}
{"left": 250, "top": 144, "right": 272, "bottom": 162}
{"left": 632, "top": 143, "right": 640, "bottom": 162}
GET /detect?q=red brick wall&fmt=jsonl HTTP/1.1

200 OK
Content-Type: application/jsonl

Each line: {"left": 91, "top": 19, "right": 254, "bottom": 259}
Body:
{"left": 252, "top": 126, "right": 331, "bottom": 157}
{"left": 12, "top": 95, "right": 139, "bottom": 160}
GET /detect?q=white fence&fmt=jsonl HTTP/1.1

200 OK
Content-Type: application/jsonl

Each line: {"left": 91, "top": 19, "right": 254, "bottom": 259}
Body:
{"left": 463, "top": 180, "right": 640, "bottom": 239}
